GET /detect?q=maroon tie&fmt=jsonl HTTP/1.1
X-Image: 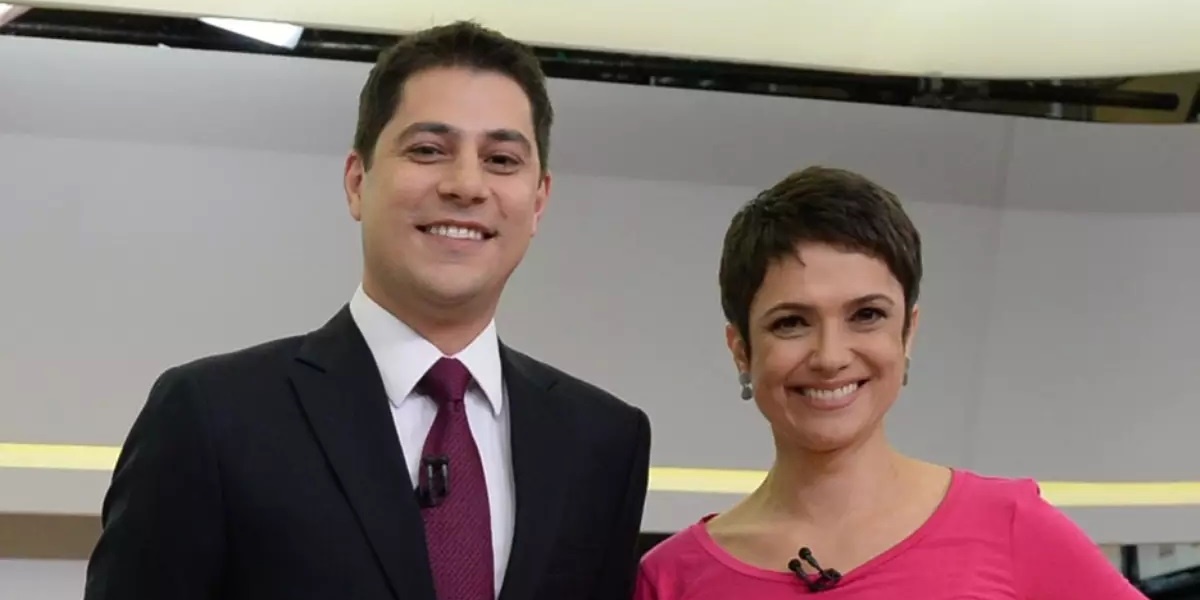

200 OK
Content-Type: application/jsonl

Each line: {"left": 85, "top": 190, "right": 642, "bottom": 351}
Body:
{"left": 417, "top": 357, "right": 494, "bottom": 600}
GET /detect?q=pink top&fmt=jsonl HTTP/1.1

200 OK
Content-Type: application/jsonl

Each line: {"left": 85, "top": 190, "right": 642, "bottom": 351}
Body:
{"left": 635, "top": 470, "right": 1147, "bottom": 599}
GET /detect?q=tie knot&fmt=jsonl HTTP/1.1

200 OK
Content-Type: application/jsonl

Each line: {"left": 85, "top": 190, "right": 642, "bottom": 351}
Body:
{"left": 419, "top": 357, "right": 472, "bottom": 407}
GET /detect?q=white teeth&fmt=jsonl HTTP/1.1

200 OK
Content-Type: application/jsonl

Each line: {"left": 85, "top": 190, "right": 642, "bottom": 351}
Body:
{"left": 801, "top": 382, "right": 860, "bottom": 401}
{"left": 426, "top": 224, "right": 484, "bottom": 240}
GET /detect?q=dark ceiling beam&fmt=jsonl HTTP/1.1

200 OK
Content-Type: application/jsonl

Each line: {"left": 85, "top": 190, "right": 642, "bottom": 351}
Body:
{"left": 1, "top": 7, "right": 1189, "bottom": 121}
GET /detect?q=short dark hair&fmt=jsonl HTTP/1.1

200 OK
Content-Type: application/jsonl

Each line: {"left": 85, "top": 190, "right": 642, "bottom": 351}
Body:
{"left": 719, "top": 166, "right": 922, "bottom": 353}
{"left": 353, "top": 21, "right": 553, "bottom": 171}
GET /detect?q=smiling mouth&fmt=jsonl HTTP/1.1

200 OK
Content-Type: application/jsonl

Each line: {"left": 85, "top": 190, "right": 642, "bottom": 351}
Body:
{"left": 417, "top": 224, "right": 496, "bottom": 241}
{"left": 795, "top": 380, "right": 868, "bottom": 402}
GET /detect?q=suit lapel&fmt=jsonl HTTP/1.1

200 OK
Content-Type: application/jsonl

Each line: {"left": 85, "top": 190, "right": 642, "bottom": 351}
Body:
{"left": 497, "top": 345, "right": 575, "bottom": 600}
{"left": 289, "top": 307, "right": 436, "bottom": 600}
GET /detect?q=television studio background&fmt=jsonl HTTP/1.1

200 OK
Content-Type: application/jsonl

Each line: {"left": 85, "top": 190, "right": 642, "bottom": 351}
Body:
{"left": 1, "top": 1, "right": 1198, "bottom": 597}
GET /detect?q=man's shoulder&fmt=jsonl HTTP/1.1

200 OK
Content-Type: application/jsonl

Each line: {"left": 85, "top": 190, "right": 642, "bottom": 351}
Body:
{"left": 129, "top": 331, "right": 318, "bottom": 440}
{"left": 506, "top": 347, "right": 644, "bottom": 420}
{"left": 171, "top": 334, "right": 305, "bottom": 378}
{"left": 147, "top": 328, "right": 319, "bottom": 408}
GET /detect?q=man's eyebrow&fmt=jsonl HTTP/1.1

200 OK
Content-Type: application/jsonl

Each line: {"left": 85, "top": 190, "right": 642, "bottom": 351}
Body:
{"left": 395, "top": 121, "right": 456, "bottom": 140}
{"left": 485, "top": 128, "right": 532, "bottom": 152}
{"left": 394, "top": 122, "right": 532, "bottom": 153}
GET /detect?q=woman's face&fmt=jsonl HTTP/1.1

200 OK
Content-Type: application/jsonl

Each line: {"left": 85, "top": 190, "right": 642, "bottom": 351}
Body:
{"left": 727, "top": 242, "right": 918, "bottom": 454}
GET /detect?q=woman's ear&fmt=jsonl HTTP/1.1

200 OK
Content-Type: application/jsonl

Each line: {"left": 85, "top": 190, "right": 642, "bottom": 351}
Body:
{"left": 725, "top": 322, "right": 750, "bottom": 374}
{"left": 726, "top": 323, "right": 755, "bottom": 401}
{"left": 903, "top": 304, "right": 920, "bottom": 357}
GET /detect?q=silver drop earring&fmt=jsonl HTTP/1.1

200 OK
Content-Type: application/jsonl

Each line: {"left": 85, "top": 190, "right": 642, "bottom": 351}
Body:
{"left": 738, "top": 372, "right": 753, "bottom": 400}
{"left": 903, "top": 356, "right": 910, "bottom": 386}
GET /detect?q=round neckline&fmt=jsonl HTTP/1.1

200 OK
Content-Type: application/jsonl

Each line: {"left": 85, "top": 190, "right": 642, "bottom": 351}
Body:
{"left": 689, "top": 467, "right": 966, "bottom": 585}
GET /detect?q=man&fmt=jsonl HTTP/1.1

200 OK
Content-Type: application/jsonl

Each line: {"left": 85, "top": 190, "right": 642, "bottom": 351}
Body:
{"left": 84, "top": 21, "right": 652, "bottom": 600}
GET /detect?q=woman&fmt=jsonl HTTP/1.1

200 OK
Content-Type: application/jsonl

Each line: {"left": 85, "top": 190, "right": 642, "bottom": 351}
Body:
{"left": 634, "top": 166, "right": 1146, "bottom": 599}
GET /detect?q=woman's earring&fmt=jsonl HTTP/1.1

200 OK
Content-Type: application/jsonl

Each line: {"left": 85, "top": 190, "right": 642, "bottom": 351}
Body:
{"left": 903, "top": 357, "right": 910, "bottom": 386}
{"left": 738, "top": 372, "right": 753, "bottom": 400}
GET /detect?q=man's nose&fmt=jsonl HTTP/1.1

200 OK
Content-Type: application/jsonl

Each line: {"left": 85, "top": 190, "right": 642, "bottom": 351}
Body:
{"left": 438, "top": 155, "right": 487, "bottom": 204}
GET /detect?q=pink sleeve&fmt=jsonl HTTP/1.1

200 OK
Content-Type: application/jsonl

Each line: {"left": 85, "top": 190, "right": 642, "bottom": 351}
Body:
{"left": 1009, "top": 481, "right": 1147, "bottom": 599}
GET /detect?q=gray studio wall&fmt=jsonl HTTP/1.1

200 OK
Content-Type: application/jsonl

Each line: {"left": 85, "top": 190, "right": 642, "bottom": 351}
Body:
{"left": 1, "top": 35, "right": 1198, "bottom": 596}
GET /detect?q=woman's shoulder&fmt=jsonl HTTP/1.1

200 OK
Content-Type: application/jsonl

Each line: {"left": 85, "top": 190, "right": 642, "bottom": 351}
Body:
{"left": 638, "top": 514, "right": 753, "bottom": 596}
{"left": 635, "top": 517, "right": 711, "bottom": 600}
{"left": 640, "top": 516, "right": 713, "bottom": 575}
{"left": 909, "top": 468, "right": 1047, "bottom": 543}
{"left": 947, "top": 470, "right": 1145, "bottom": 597}
{"left": 637, "top": 514, "right": 796, "bottom": 600}
{"left": 945, "top": 468, "right": 1043, "bottom": 517}
{"left": 944, "top": 469, "right": 1101, "bottom": 547}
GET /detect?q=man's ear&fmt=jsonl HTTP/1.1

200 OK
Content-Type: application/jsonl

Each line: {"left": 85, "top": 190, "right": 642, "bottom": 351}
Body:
{"left": 531, "top": 169, "right": 552, "bottom": 236}
{"left": 344, "top": 151, "right": 366, "bottom": 222}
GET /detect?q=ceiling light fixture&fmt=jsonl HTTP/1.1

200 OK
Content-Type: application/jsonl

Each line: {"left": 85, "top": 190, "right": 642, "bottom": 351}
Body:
{"left": 0, "top": 4, "right": 30, "bottom": 27}
{"left": 199, "top": 17, "right": 303, "bottom": 49}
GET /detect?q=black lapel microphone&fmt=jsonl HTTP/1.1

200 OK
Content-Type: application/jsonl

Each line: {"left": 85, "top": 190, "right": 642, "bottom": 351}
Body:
{"left": 787, "top": 547, "right": 842, "bottom": 592}
{"left": 416, "top": 455, "right": 450, "bottom": 508}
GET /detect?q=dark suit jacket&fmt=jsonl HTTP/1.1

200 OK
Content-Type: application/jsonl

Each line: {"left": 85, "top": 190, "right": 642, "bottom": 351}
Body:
{"left": 84, "top": 306, "right": 652, "bottom": 600}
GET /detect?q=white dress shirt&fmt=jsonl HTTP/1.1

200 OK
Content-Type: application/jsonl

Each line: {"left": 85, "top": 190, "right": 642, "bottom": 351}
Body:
{"left": 348, "top": 285, "right": 513, "bottom": 596}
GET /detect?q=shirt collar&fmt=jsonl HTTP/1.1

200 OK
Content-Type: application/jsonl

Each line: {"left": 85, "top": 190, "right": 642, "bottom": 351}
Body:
{"left": 348, "top": 284, "right": 504, "bottom": 416}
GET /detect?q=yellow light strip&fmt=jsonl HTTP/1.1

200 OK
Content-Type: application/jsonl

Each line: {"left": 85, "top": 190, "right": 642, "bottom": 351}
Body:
{"left": 5, "top": 443, "right": 1200, "bottom": 508}
{"left": 0, "top": 442, "right": 120, "bottom": 471}
{"left": 650, "top": 467, "right": 1200, "bottom": 508}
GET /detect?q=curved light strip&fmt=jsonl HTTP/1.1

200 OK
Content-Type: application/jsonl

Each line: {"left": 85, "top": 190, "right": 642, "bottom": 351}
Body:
{"left": 3, "top": 443, "right": 1200, "bottom": 508}
{"left": 31, "top": 0, "right": 1200, "bottom": 79}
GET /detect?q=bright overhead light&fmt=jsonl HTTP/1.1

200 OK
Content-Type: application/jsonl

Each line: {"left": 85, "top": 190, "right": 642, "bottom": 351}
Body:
{"left": 199, "top": 17, "right": 303, "bottom": 49}
{"left": 0, "top": 4, "right": 30, "bottom": 27}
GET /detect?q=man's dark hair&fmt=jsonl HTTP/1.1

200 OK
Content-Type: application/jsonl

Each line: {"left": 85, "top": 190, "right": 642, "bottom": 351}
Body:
{"left": 353, "top": 21, "right": 553, "bottom": 171}
{"left": 719, "top": 166, "right": 923, "bottom": 354}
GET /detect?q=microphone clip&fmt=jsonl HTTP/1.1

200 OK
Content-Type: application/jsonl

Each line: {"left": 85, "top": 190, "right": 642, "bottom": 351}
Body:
{"left": 787, "top": 547, "right": 842, "bottom": 592}
{"left": 416, "top": 455, "right": 449, "bottom": 508}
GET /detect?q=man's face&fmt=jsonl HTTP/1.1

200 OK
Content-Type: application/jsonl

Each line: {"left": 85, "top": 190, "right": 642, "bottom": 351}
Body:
{"left": 344, "top": 66, "right": 551, "bottom": 317}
